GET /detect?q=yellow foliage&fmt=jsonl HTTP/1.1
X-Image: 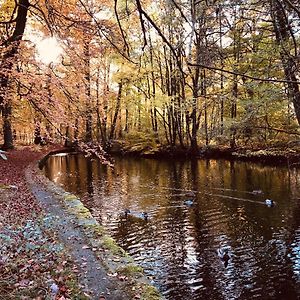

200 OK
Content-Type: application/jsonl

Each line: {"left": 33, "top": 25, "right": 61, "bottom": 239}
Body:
{"left": 0, "top": 0, "right": 15, "bottom": 22}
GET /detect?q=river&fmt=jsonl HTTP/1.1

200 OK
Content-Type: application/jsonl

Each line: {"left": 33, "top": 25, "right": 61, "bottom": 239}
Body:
{"left": 43, "top": 154, "right": 300, "bottom": 300}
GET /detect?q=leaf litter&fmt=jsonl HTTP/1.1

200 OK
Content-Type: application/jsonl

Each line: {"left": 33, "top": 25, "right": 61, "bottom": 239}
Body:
{"left": 0, "top": 146, "right": 89, "bottom": 299}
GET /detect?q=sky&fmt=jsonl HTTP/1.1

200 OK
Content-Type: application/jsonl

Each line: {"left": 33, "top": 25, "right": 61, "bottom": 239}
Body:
{"left": 35, "top": 36, "right": 63, "bottom": 65}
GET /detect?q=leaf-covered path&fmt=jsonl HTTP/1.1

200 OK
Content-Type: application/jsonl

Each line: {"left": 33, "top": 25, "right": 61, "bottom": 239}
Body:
{"left": 0, "top": 146, "right": 162, "bottom": 300}
{"left": 25, "top": 164, "right": 127, "bottom": 300}
{"left": 0, "top": 146, "right": 89, "bottom": 299}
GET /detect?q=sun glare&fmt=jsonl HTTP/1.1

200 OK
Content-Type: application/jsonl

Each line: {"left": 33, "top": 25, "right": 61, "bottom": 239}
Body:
{"left": 36, "top": 37, "right": 63, "bottom": 65}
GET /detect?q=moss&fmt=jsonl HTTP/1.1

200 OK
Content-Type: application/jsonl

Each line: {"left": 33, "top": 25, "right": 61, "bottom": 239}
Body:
{"left": 66, "top": 201, "right": 93, "bottom": 219}
{"left": 117, "top": 264, "right": 144, "bottom": 276}
{"left": 84, "top": 223, "right": 105, "bottom": 235}
{"left": 64, "top": 194, "right": 78, "bottom": 201}
{"left": 75, "top": 210, "right": 93, "bottom": 219}
{"left": 102, "top": 236, "right": 126, "bottom": 256}
{"left": 64, "top": 274, "right": 91, "bottom": 300}
{"left": 140, "top": 285, "right": 162, "bottom": 300}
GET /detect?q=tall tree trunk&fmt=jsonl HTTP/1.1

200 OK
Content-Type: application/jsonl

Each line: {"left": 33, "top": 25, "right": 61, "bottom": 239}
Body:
{"left": 230, "top": 11, "right": 241, "bottom": 149}
{"left": 219, "top": 5, "right": 224, "bottom": 135}
{"left": 84, "top": 39, "right": 92, "bottom": 143}
{"left": 0, "top": 0, "right": 30, "bottom": 149}
{"left": 2, "top": 103, "right": 13, "bottom": 149}
{"left": 74, "top": 119, "right": 79, "bottom": 145}
{"left": 201, "top": 70, "right": 209, "bottom": 146}
{"left": 271, "top": 0, "right": 300, "bottom": 125}
{"left": 230, "top": 77, "right": 238, "bottom": 149}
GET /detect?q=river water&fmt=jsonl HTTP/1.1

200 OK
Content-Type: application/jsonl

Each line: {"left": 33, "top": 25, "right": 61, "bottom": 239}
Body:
{"left": 43, "top": 154, "right": 300, "bottom": 300}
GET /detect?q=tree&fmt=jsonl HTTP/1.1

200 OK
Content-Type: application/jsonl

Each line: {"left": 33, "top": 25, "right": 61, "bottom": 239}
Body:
{"left": 270, "top": 0, "right": 300, "bottom": 125}
{"left": 0, "top": 0, "right": 30, "bottom": 149}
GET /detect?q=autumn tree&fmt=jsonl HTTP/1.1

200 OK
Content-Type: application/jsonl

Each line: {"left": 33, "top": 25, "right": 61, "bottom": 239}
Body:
{"left": 0, "top": 0, "right": 30, "bottom": 149}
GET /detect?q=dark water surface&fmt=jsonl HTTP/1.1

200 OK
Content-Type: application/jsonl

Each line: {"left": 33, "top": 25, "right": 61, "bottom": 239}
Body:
{"left": 43, "top": 154, "right": 300, "bottom": 300}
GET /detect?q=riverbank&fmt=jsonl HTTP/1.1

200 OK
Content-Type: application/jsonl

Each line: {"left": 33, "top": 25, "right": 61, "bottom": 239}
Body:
{"left": 108, "top": 140, "right": 300, "bottom": 167}
{"left": 0, "top": 146, "right": 162, "bottom": 300}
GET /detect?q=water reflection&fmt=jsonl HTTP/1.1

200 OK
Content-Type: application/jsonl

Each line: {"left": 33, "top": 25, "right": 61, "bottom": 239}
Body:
{"left": 44, "top": 154, "right": 300, "bottom": 300}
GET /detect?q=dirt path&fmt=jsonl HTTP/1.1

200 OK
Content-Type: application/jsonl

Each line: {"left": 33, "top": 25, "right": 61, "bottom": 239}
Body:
{"left": 25, "top": 167, "right": 128, "bottom": 300}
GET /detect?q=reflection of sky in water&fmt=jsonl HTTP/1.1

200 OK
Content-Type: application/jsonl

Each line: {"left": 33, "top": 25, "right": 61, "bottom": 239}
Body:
{"left": 291, "top": 228, "right": 300, "bottom": 281}
{"left": 44, "top": 155, "right": 300, "bottom": 300}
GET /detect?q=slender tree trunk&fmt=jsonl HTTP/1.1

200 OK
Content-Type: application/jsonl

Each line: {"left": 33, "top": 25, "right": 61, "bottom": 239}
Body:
{"left": 34, "top": 120, "right": 41, "bottom": 145}
{"left": 64, "top": 126, "right": 71, "bottom": 147}
{"left": 230, "top": 77, "right": 238, "bottom": 148}
{"left": 219, "top": 6, "right": 224, "bottom": 135}
{"left": 109, "top": 82, "right": 123, "bottom": 141}
{"left": 125, "top": 107, "right": 129, "bottom": 133}
{"left": 230, "top": 14, "right": 241, "bottom": 149}
{"left": 95, "top": 67, "right": 101, "bottom": 142}
{"left": 84, "top": 39, "right": 92, "bottom": 143}
{"left": 201, "top": 70, "right": 209, "bottom": 146}
{"left": 74, "top": 119, "right": 79, "bottom": 145}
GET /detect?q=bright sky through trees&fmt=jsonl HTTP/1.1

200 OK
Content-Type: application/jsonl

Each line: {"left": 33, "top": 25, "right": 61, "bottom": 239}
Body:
{"left": 36, "top": 37, "right": 63, "bottom": 65}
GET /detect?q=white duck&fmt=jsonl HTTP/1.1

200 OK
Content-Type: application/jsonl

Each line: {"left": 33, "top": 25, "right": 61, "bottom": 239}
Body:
{"left": 265, "top": 199, "right": 275, "bottom": 207}
{"left": 0, "top": 150, "right": 7, "bottom": 160}
{"left": 184, "top": 199, "right": 194, "bottom": 207}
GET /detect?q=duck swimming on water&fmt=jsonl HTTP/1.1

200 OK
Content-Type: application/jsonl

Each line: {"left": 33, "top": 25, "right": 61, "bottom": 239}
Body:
{"left": 184, "top": 199, "right": 194, "bottom": 207}
{"left": 265, "top": 199, "right": 275, "bottom": 207}
{"left": 252, "top": 189, "right": 263, "bottom": 195}
{"left": 142, "top": 212, "right": 149, "bottom": 221}
{"left": 217, "top": 248, "right": 230, "bottom": 267}
{"left": 124, "top": 209, "right": 131, "bottom": 217}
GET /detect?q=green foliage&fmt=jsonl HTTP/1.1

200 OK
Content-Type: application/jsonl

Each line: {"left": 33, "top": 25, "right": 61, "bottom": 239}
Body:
{"left": 123, "top": 132, "right": 160, "bottom": 153}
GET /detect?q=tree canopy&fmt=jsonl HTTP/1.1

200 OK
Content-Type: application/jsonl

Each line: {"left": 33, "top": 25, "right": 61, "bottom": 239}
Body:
{"left": 0, "top": 0, "right": 300, "bottom": 151}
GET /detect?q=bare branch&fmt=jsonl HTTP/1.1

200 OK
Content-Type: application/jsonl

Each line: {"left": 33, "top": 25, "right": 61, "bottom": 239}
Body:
{"left": 29, "top": 3, "right": 53, "bottom": 35}
{"left": 187, "top": 61, "right": 300, "bottom": 84}
{"left": 114, "top": 0, "right": 130, "bottom": 56}
{"left": 282, "top": 0, "right": 300, "bottom": 18}
{"left": 78, "top": 0, "right": 138, "bottom": 65}
{"left": 135, "top": 0, "right": 185, "bottom": 75}
{"left": 0, "top": 19, "right": 17, "bottom": 24}
{"left": 135, "top": 0, "right": 147, "bottom": 50}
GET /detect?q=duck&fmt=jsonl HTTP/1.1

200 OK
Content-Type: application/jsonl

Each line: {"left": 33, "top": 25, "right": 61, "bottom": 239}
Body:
{"left": 252, "top": 189, "right": 263, "bottom": 195}
{"left": 265, "top": 199, "right": 275, "bottom": 207}
{"left": 124, "top": 208, "right": 131, "bottom": 217}
{"left": 184, "top": 199, "right": 194, "bottom": 207}
{"left": 142, "top": 212, "right": 149, "bottom": 221}
{"left": 217, "top": 248, "right": 230, "bottom": 267}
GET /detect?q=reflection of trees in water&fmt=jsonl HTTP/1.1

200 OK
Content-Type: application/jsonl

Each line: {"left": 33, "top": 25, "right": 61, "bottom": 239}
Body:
{"left": 84, "top": 157, "right": 94, "bottom": 207}
{"left": 43, "top": 155, "right": 300, "bottom": 300}
{"left": 73, "top": 155, "right": 82, "bottom": 196}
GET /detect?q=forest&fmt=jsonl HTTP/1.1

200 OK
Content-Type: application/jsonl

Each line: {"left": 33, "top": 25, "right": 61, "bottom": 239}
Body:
{"left": 1, "top": 0, "right": 300, "bottom": 156}
{"left": 1, "top": 1, "right": 300, "bottom": 299}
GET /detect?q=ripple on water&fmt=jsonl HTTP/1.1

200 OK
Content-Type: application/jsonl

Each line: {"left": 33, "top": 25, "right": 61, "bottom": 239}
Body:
{"left": 44, "top": 155, "right": 300, "bottom": 300}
